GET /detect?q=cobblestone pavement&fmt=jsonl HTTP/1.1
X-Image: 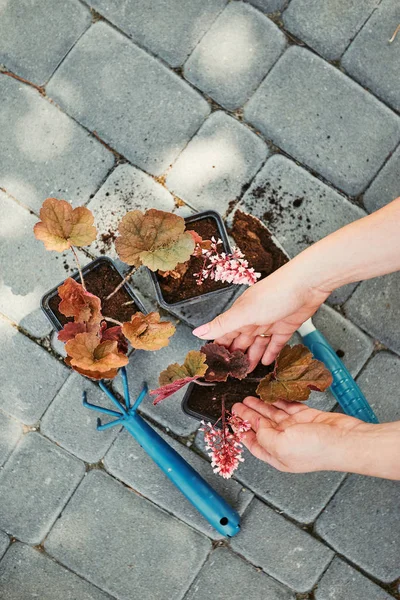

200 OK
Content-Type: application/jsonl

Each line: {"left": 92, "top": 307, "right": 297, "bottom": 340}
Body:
{"left": 0, "top": 1, "right": 399, "bottom": 599}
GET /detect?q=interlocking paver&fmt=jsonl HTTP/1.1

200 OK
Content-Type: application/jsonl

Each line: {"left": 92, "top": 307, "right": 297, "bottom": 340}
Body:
{"left": 231, "top": 498, "right": 334, "bottom": 592}
{"left": 0, "top": 532, "right": 9, "bottom": 561}
{"left": 0, "top": 432, "right": 84, "bottom": 544}
{"left": 237, "top": 154, "right": 366, "bottom": 303}
{"left": 184, "top": 546, "right": 295, "bottom": 600}
{"left": 86, "top": 0, "right": 227, "bottom": 67}
{"left": 0, "top": 190, "right": 89, "bottom": 337}
{"left": 247, "top": 0, "right": 288, "bottom": 12}
{"left": 0, "top": 76, "right": 114, "bottom": 212}
{"left": 355, "top": 352, "right": 400, "bottom": 423}
{"left": 195, "top": 429, "right": 345, "bottom": 523}
{"left": 113, "top": 322, "right": 203, "bottom": 436}
{"left": 87, "top": 163, "right": 176, "bottom": 259}
{"left": 0, "top": 0, "right": 91, "bottom": 85}
{"left": 104, "top": 429, "right": 253, "bottom": 539}
{"left": 344, "top": 272, "right": 400, "bottom": 355}
{"left": 316, "top": 475, "right": 400, "bottom": 583}
{"left": 47, "top": 22, "right": 210, "bottom": 176}
{"left": 0, "top": 319, "right": 68, "bottom": 425}
{"left": 45, "top": 469, "right": 211, "bottom": 600}
{"left": 342, "top": 0, "right": 400, "bottom": 113}
{"left": 244, "top": 47, "right": 400, "bottom": 196}
{"left": 41, "top": 373, "right": 122, "bottom": 463}
{"left": 314, "top": 556, "right": 393, "bottom": 600}
{"left": 0, "top": 411, "right": 22, "bottom": 467}
{"left": 166, "top": 111, "right": 268, "bottom": 213}
{"left": 363, "top": 146, "right": 400, "bottom": 213}
{"left": 184, "top": 2, "right": 286, "bottom": 110}
{"left": 283, "top": 0, "right": 380, "bottom": 60}
{"left": 0, "top": 543, "right": 113, "bottom": 600}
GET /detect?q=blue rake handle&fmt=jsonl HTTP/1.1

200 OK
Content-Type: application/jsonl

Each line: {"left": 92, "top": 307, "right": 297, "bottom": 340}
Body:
{"left": 300, "top": 325, "right": 379, "bottom": 424}
{"left": 83, "top": 368, "right": 241, "bottom": 537}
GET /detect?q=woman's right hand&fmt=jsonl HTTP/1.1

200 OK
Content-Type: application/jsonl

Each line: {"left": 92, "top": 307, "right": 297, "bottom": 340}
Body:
{"left": 193, "top": 259, "right": 330, "bottom": 370}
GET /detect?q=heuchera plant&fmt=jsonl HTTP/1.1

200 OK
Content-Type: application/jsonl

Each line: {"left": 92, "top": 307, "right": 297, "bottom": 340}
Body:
{"left": 151, "top": 343, "right": 333, "bottom": 478}
{"left": 34, "top": 198, "right": 176, "bottom": 379}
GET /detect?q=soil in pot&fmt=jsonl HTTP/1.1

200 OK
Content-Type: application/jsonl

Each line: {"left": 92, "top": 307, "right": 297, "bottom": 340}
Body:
{"left": 48, "top": 261, "right": 139, "bottom": 326}
{"left": 230, "top": 210, "right": 288, "bottom": 279}
{"left": 157, "top": 217, "right": 230, "bottom": 304}
{"left": 186, "top": 362, "right": 274, "bottom": 422}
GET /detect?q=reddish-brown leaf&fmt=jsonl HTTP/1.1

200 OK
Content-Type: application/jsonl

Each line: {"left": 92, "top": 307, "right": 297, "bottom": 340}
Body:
{"left": 101, "top": 325, "right": 129, "bottom": 355}
{"left": 122, "top": 311, "right": 175, "bottom": 351}
{"left": 65, "top": 332, "right": 128, "bottom": 375}
{"left": 65, "top": 356, "right": 119, "bottom": 380}
{"left": 58, "top": 278, "right": 102, "bottom": 324}
{"left": 256, "top": 344, "right": 333, "bottom": 404}
{"left": 58, "top": 322, "right": 87, "bottom": 342}
{"left": 150, "top": 350, "right": 208, "bottom": 404}
{"left": 201, "top": 343, "right": 250, "bottom": 382}
{"left": 34, "top": 198, "right": 97, "bottom": 251}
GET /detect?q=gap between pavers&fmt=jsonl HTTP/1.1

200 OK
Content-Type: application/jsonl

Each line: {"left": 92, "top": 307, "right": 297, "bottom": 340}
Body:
{"left": 0, "top": 410, "right": 23, "bottom": 467}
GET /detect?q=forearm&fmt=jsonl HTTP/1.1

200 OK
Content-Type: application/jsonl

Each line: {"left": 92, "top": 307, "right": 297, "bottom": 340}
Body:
{"left": 294, "top": 197, "right": 400, "bottom": 293}
{"left": 336, "top": 421, "right": 400, "bottom": 480}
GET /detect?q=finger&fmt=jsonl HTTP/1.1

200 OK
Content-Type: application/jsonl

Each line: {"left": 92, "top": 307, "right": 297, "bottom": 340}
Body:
{"left": 241, "top": 429, "right": 274, "bottom": 463}
{"left": 213, "top": 332, "right": 237, "bottom": 348}
{"left": 273, "top": 400, "right": 309, "bottom": 414}
{"left": 192, "top": 303, "right": 250, "bottom": 340}
{"left": 247, "top": 336, "right": 270, "bottom": 372}
{"left": 243, "top": 396, "right": 289, "bottom": 424}
{"left": 261, "top": 333, "right": 292, "bottom": 365}
{"left": 232, "top": 402, "right": 262, "bottom": 432}
{"left": 230, "top": 333, "right": 257, "bottom": 353}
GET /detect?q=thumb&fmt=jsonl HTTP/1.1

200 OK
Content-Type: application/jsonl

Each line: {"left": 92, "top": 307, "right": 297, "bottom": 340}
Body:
{"left": 192, "top": 305, "right": 246, "bottom": 340}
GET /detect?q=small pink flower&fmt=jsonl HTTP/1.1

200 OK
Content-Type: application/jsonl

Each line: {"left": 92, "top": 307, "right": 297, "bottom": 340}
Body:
{"left": 193, "top": 239, "right": 260, "bottom": 287}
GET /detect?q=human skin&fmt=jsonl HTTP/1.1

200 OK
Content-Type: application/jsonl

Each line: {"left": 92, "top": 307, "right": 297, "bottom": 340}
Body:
{"left": 192, "top": 198, "right": 400, "bottom": 479}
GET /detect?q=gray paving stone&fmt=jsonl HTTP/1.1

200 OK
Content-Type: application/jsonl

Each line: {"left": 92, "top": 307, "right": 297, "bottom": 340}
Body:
{"left": 0, "top": 532, "right": 9, "bottom": 561}
{"left": 246, "top": 0, "right": 288, "bottom": 13}
{"left": 314, "top": 556, "right": 393, "bottom": 600}
{"left": 344, "top": 272, "right": 400, "bottom": 355}
{"left": 363, "top": 145, "right": 400, "bottom": 213}
{"left": 342, "top": 0, "right": 400, "bottom": 113}
{"left": 47, "top": 23, "right": 210, "bottom": 176}
{"left": 0, "top": 543, "right": 113, "bottom": 600}
{"left": 237, "top": 154, "right": 366, "bottom": 302}
{"left": 41, "top": 373, "right": 122, "bottom": 463}
{"left": 0, "top": 411, "right": 23, "bottom": 467}
{"left": 184, "top": 2, "right": 287, "bottom": 110}
{"left": 316, "top": 475, "right": 400, "bottom": 583}
{"left": 0, "top": 190, "right": 90, "bottom": 337}
{"left": 166, "top": 112, "right": 268, "bottom": 213}
{"left": 113, "top": 321, "right": 202, "bottom": 436}
{"left": 0, "top": 76, "right": 114, "bottom": 212}
{"left": 244, "top": 47, "right": 400, "bottom": 196}
{"left": 231, "top": 498, "right": 333, "bottom": 592}
{"left": 0, "top": 0, "right": 91, "bottom": 85}
{"left": 46, "top": 469, "right": 211, "bottom": 600}
{"left": 104, "top": 428, "right": 253, "bottom": 539}
{"left": 355, "top": 352, "right": 400, "bottom": 423}
{"left": 87, "top": 0, "right": 227, "bottom": 67}
{"left": 0, "top": 432, "right": 84, "bottom": 544}
{"left": 87, "top": 163, "right": 176, "bottom": 259}
{"left": 0, "top": 320, "right": 68, "bottom": 425}
{"left": 184, "top": 546, "right": 295, "bottom": 600}
{"left": 283, "top": 0, "right": 379, "bottom": 60}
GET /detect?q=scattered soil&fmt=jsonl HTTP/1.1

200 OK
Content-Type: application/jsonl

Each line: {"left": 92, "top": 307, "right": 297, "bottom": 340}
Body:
{"left": 185, "top": 362, "right": 274, "bottom": 422}
{"left": 157, "top": 216, "right": 230, "bottom": 304}
{"left": 230, "top": 210, "right": 288, "bottom": 279}
{"left": 48, "top": 261, "right": 139, "bottom": 327}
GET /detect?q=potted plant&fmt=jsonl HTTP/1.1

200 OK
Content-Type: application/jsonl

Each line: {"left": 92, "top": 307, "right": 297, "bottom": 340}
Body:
{"left": 150, "top": 343, "right": 333, "bottom": 478}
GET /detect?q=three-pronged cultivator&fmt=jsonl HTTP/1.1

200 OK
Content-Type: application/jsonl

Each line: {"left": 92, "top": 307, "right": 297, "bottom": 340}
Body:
{"left": 83, "top": 367, "right": 241, "bottom": 537}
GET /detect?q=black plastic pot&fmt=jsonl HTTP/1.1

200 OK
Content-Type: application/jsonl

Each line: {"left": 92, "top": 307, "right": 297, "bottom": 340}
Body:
{"left": 181, "top": 382, "right": 215, "bottom": 423}
{"left": 41, "top": 256, "right": 147, "bottom": 331}
{"left": 148, "top": 210, "right": 233, "bottom": 310}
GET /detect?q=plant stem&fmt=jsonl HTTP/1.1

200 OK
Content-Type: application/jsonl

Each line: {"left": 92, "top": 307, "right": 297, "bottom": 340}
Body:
{"left": 193, "top": 380, "right": 215, "bottom": 387}
{"left": 389, "top": 24, "right": 400, "bottom": 42}
{"left": 122, "top": 300, "right": 136, "bottom": 306}
{"left": 71, "top": 246, "right": 86, "bottom": 290}
{"left": 105, "top": 267, "right": 136, "bottom": 301}
{"left": 103, "top": 316, "right": 123, "bottom": 327}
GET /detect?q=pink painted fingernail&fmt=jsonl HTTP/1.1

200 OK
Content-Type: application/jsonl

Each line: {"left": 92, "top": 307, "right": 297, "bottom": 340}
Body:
{"left": 192, "top": 324, "right": 210, "bottom": 338}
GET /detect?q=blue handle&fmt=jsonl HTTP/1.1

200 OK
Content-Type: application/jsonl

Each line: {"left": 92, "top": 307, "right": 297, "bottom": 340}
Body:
{"left": 123, "top": 413, "right": 241, "bottom": 537}
{"left": 301, "top": 329, "right": 379, "bottom": 423}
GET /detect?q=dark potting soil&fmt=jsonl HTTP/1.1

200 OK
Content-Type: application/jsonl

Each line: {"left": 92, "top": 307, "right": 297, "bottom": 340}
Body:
{"left": 186, "top": 362, "right": 274, "bottom": 422}
{"left": 48, "top": 262, "right": 139, "bottom": 327}
{"left": 157, "top": 217, "right": 230, "bottom": 303}
{"left": 230, "top": 210, "right": 288, "bottom": 279}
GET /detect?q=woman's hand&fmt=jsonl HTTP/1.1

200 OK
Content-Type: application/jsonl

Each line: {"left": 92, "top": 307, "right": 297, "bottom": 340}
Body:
{"left": 233, "top": 397, "right": 400, "bottom": 479}
{"left": 193, "top": 260, "right": 330, "bottom": 369}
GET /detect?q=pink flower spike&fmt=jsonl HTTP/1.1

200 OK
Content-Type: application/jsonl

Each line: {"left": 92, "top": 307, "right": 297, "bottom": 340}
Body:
{"left": 193, "top": 243, "right": 261, "bottom": 287}
{"left": 201, "top": 413, "right": 251, "bottom": 479}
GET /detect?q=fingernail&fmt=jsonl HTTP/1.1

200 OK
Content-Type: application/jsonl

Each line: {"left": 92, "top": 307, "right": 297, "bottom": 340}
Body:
{"left": 192, "top": 324, "right": 210, "bottom": 338}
